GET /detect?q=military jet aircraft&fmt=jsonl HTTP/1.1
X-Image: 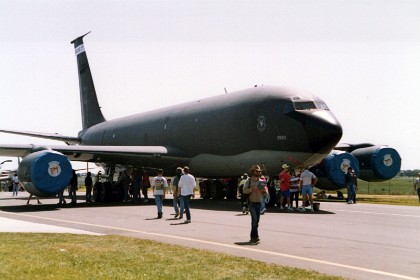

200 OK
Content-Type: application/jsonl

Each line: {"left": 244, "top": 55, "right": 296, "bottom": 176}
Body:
{"left": 0, "top": 33, "right": 401, "bottom": 199}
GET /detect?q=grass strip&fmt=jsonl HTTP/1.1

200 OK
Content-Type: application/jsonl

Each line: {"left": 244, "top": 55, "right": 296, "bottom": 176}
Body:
{"left": 0, "top": 233, "right": 344, "bottom": 280}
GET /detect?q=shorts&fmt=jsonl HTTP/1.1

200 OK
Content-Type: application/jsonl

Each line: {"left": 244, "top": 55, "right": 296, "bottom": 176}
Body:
{"left": 301, "top": 185, "right": 313, "bottom": 196}
{"left": 281, "top": 189, "right": 290, "bottom": 198}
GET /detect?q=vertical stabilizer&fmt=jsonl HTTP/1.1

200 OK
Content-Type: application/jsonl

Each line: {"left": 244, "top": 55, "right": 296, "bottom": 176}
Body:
{"left": 71, "top": 32, "right": 106, "bottom": 129}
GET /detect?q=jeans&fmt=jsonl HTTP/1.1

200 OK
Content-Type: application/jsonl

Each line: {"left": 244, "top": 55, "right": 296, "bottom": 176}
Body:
{"left": 173, "top": 195, "right": 179, "bottom": 214}
{"left": 70, "top": 188, "right": 77, "bottom": 203}
{"left": 86, "top": 186, "right": 92, "bottom": 202}
{"left": 155, "top": 195, "right": 163, "bottom": 214}
{"left": 347, "top": 183, "right": 355, "bottom": 202}
{"left": 249, "top": 202, "right": 261, "bottom": 240}
{"left": 179, "top": 195, "right": 185, "bottom": 215}
{"left": 58, "top": 189, "right": 66, "bottom": 203}
{"left": 12, "top": 184, "right": 19, "bottom": 196}
{"left": 260, "top": 196, "right": 266, "bottom": 212}
{"left": 123, "top": 185, "right": 129, "bottom": 202}
{"left": 131, "top": 185, "right": 140, "bottom": 203}
{"left": 181, "top": 195, "right": 192, "bottom": 220}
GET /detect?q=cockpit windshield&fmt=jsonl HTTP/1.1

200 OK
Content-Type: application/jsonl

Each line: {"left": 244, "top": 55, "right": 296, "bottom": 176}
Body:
{"left": 293, "top": 101, "right": 329, "bottom": 111}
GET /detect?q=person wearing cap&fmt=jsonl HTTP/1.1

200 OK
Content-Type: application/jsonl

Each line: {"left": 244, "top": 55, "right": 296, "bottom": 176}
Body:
{"left": 172, "top": 167, "right": 183, "bottom": 218}
{"left": 279, "top": 164, "right": 292, "bottom": 211}
{"left": 152, "top": 169, "right": 168, "bottom": 219}
{"left": 414, "top": 173, "right": 420, "bottom": 203}
{"left": 178, "top": 166, "right": 195, "bottom": 223}
{"left": 242, "top": 165, "right": 267, "bottom": 244}
{"left": 299, "top": 167, "right": 318, "bottom": 212}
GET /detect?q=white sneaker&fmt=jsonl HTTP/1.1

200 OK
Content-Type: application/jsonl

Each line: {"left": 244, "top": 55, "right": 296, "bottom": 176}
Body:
{"left": 299, "top": 207, "right": 306, "bottom": 212}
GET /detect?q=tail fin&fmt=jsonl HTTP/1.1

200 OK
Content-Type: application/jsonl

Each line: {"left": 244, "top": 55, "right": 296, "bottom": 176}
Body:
{"left": 71, "top": 32, "right": 106, "bottom": 130}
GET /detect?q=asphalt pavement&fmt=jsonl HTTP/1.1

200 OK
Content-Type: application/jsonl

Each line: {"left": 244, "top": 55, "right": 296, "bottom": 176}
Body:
{"left": 1, "top": 191, "right": 419, "bottom": 280}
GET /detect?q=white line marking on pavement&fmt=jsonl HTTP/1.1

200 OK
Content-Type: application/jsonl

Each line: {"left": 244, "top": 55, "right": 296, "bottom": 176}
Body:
{"left": 2, "top": 212, "right": 419, "bottom": 280}
{"left": 333, "top": 209, "right": 420, "bottom": 218}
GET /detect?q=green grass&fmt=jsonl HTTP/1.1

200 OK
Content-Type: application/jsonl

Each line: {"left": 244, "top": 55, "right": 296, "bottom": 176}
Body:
{"left": 350, "top": 194, "right": 418, "bottom": 206}
{"left": 313, "top": 176, "right": 420, "bottom": 206}
{"left": 356, "top": 176, "right": 417, "bottom": 195}
{"left": 0, "top": 233, "right": 343, "bottom": 280}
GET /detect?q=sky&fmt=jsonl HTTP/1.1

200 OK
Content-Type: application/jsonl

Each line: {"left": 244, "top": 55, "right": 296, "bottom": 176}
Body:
{"left": 0, "top": 0, "right": 419, "bottom": 171}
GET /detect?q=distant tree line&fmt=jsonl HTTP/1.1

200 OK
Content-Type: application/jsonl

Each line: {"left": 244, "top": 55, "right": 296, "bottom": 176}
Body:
{"left": 399, "top": 170, "right": 420, "bottom": 177}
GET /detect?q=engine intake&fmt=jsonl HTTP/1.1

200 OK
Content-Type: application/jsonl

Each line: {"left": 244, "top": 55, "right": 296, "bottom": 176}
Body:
{"left": 18, "top": 150, "right": 72, "bottom": 196}
{"left": 310, "top": 150, "right": 359, "bottom": 190}
{"left": 351, "top": 146, "right": 401, "bottom": 181}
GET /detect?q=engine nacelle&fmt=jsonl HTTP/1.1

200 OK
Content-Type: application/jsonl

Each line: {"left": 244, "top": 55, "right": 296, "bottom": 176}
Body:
{"left": 310, "top": 150, "right": 359, "bottom": 190}
{"left": 18, "top": 150, "right": 72, "bottom": 196}
{"left": 350, "top": 146, "right": 401, "bottom": 182}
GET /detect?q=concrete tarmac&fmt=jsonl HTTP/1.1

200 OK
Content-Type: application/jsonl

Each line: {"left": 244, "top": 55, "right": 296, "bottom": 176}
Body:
{"left": 1, "top": 191, "right": 419, "bottom": 280}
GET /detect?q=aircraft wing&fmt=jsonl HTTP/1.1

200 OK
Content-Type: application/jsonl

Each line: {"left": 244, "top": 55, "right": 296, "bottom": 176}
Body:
{"left": 0, "top": 129, "right": 80, "bottom": 144}
{"left": 0, "top": 144, "right": 185, "bottom": 163}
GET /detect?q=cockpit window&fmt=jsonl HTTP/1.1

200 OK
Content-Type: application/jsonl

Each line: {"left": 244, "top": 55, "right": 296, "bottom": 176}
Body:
{"left": 315, "top": 102, "right": 330, "bottom": 110}
{"left": 294, "top": 101, "right": 317, "bottom": 110}
{"left": 293, "top": 101, "right": 330, "bottom": 111}
{"left": 283, "top": 102, "right": 294, "bottom": 114}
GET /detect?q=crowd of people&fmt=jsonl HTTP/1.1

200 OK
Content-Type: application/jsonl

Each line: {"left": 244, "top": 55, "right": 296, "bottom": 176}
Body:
{"left": 12, "top": 163, "right": 365, "bottom": 244}
{"left": 238, "top": 164, "right": 320, "bottom": 215}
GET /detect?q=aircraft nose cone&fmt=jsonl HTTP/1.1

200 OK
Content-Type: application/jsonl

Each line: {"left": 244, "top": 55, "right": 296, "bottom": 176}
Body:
{"left": 301, "top": 110, "right": 343, "bottom": 153}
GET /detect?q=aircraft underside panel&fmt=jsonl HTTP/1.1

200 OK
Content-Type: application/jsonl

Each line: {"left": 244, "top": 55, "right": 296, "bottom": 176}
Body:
{"left": 189, "top": 150, "right": 328, "bottom": 177}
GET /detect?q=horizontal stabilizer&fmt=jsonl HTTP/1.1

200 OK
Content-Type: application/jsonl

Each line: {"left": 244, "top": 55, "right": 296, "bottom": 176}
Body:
{"left": 0, "top": 129, "right": 80, "bottom": 144}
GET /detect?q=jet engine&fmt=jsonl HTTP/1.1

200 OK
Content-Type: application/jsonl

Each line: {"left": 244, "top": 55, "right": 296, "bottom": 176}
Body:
{"left": 310, "top": 145, "right": 401, "bottom": 191}
{"left": 18, "top": 150, "right": 73, "bottom": 196}
{"left": 310, "top": 150, "right": 359, "bottom": 190}
{"left": 350, "top": 145, "right": 401, "bottom": 182}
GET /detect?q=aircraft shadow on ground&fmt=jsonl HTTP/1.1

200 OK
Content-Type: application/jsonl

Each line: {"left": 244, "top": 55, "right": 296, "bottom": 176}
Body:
{"left": 0, "top": 196, "right": 336, "bottom": 215}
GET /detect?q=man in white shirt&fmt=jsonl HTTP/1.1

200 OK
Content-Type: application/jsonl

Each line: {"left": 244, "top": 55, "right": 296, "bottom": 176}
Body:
{"left": 152, "top": 169, "right": 168, "bottom": 219}
{"left": 178, "top": 166, "right": 195, "bottom": 223}
{"left": 299, "top": 168, "right": 318, "bottom": 212}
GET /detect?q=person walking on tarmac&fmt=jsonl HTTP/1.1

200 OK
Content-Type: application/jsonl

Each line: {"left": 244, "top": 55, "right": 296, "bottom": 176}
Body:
{"left": 178, "top": 166, "right": 195, "bottom": 223}
{"left": 242, "top": 165, "right": 267, "bottom": 244}
{"left": 172, "top": 167, "right": 183, "bottom": 218}
{"left": 152, "top": 169, "right": 168, "bottom": 219}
